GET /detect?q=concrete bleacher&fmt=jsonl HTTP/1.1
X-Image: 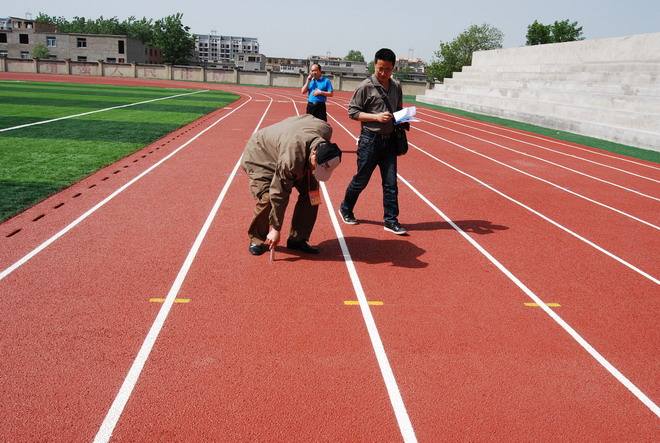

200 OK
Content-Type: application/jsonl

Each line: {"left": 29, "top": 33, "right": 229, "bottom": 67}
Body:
{"left": 417, "top": 32, "right": 660, "bottom": 152}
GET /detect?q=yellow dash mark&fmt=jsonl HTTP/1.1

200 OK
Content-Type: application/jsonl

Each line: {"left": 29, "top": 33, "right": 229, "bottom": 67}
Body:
{"left": 344, "top": 300, "right": 384, "bottom": 306}
{"left": 524, "top": 302, "right": 561, "bottom": 308}
{"left": 149, "top": 298, "right": 191, "bottom": 304}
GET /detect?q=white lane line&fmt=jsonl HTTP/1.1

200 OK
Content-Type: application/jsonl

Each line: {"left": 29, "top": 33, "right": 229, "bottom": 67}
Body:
{"left": 0, "top": 89, "right": 209, "bottom": 132}
{"left": 0, "top": 96, "right": 252, "bottom": 282}
{"left": 409, "top": 139, "right": 659, "bottom": 285}
{"left": 93, "top": 97, "right": 274, "bottom": 443}
{"left": 321, "top": 183, "right": 418, "bottom": 442}
{"left": 326, "top": 106, "right": 659, "bottom": 417}
{"left": 398, "top": 173, "right": 660, "bottom": 418}
{"left": 280, "top": 92, "right": 417, "bottom": 442}
{"left": 415, "top": 106, "right": 660, "bottom": 171}
{"left": 412, "top": 126, "right": 659, "bottom": 230}
{"left": 415, "top": 120, "right": 660, "bottom": 200}
{"left": 417, "top": 110, "right": 660, "bottom": 184}
{"left": 325, "top": 98, "right": 659, "bottom": 284}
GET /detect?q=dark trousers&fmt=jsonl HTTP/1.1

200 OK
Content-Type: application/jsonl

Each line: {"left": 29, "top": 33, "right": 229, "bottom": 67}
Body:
{"left": 306, "top": 102, "right": 327, "bottom": 121}
{"left": 340, "top": 128, "right": 399, "bottom": 224}
{"left": 247, "top": 175, "right": 318, "bottom": 245}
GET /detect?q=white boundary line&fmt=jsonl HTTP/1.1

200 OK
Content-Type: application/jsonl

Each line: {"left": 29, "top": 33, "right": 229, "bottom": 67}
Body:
{"left": 0, "top": 96, "right": 252, "bottom": 282}
{"left": 415, "top": 106, "right": 660, "bottom": 171}
{"left": 93, "top": 96, "right": 274, "bottom": 443}
{"left": 323, "top": 103, "right": 659, "bottom": 417}
{"left": 411, "top": 126, "right": 660, "bottom": 229}
{"left": 278, "top": 92, "right": 417, "bottom": 442}
{"left": 414, "top": 119, "right": 660, "bottom": 198}
{"left": 0, "top": 89, "right": 209, "bottom": 132}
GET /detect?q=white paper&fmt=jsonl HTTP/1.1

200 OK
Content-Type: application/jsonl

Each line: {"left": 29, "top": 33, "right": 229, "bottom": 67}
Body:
{"left": 393, "top": 106, "right": 419, "bottom": 124}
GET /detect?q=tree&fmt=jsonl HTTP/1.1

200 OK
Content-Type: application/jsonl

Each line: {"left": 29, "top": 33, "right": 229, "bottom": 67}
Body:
{"left": 526, "top": 19, "right": 584, "bottom": 45}
{"left": 32, "top": 43, "right": 49, "bottom": 59}
{"left": 427, "top": 23, "right": 503, "bottom": 81}
{"left": 551, "top": 19, "right": 584, "bottom": 42}
{"left": 152, "top": 13, "right": 195, "bottom": 64}
{"left": 526, "top": 20, "right": 552, "bottom": 45}
{"left": 367, "top": 61, "right": 374, "bottom": 74}
{"left": 345, "top": 50, "right": 365, "bottom": 62}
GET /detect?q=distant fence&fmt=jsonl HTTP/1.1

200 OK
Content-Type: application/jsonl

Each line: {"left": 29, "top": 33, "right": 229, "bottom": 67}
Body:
{"left": 0, "top": 57, "right": 431, "bottom": 96}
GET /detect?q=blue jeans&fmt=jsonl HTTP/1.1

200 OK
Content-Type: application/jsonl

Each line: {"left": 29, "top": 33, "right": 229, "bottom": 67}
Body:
{"left": 340, "top": 128, "right": 399, "bottom": 224}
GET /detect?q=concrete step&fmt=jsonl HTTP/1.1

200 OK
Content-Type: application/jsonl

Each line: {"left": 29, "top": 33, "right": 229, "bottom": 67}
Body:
{"left": 421, "top": 89, "right": 660, "bottom": 132}
{"left": 431, "top": 83, "right": 660, "bottom": 113}
{"left": 462, "top": 61, "right": 660, "bottom": 74}
{"left": 452, "top": 70, "right": 660, "bottom": 86}
{"left": 441, "top": 77, "right": 660, "bottom": 97}
{"left": 416, "top": 94, "right": 660, "bottom": 151}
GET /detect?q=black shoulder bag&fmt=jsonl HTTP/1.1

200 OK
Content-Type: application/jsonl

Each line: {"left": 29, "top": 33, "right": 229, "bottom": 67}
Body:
{"left": 370, "top": 78, "right": 409, "bottom": 156}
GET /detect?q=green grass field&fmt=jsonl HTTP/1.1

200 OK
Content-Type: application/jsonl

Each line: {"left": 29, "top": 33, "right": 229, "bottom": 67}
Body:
{"left": 0, "top": 81, "right": 239, "bottom": 222}
{"left": 404, "top": 96, "right": 660, "bottom": 164}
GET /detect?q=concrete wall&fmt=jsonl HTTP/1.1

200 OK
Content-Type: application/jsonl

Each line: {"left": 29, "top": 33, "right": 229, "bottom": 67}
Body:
{"left": 103, "top": 63, "right": 136, "bottom": 78}
{"left": 272, "top": 72, "right": 302, "bottom": 88}
{"left": 1, "top": 56, "right": 430, "bottom": 95}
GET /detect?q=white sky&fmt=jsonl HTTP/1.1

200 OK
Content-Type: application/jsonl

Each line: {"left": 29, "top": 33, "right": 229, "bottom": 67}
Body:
{"left": 9, "top": 0, "right": 660, "bottom": 62}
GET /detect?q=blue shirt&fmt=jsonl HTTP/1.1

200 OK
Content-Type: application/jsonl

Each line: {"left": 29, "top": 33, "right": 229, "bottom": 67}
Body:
{"left": 307, "top": 76, "right": 333, "bottom": 103}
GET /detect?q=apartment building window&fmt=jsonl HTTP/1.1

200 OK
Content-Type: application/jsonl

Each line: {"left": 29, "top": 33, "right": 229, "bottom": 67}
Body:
{"left": 0, "top": 50, "right": 8, "bottom": 57}
{"left": 47, "top": 36, "right": 56, "bottom": 47}
{"left": 77, "top": 38, "right": 87, "bottom": 48}
{"left": 118, "top": 58, "right": 124, "bottom": 63}
{"left": 118, "top": 40, "right": 125, "bottom": 54}
{"left": 20, "top": 51, "right": 30, "bottom": 59}
{"left": 77, "top": 56, "right": 87, "bottom": 62}
{"left": 0, "top": 33, "right": 7, "bottom": 43}
{"left": 106, "top": 58, "right": 116, "bottom": 63}
{"left": 19, "top": 34, "right": 29, "bottom": 44}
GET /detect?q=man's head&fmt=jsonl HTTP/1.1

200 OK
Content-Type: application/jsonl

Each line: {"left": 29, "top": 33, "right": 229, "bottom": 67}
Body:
{"left": 311, "top": 141, "right": 342, "bottom": 181}
{"left": 374, "top": 48, "right": 396, "bottom": 84}
{"left": 310, "top": 63, "right": 322, "bottom": 80}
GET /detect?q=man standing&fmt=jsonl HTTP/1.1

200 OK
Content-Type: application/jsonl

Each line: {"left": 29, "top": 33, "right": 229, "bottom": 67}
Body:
{"left": 241, "top": 114, "right": 342, "bottom": 256}
{"left": 338, "top": 48, "right": 407, "bottom": 235}
{"left": 301, "top": 63, "right": 334, "bottom": 121}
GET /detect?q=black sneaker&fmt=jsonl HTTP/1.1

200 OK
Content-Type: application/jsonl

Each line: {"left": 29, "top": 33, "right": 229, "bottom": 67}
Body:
{"left": 384, "top": 221, "right": 407, "bottom": 235}
{"left": 338, "top": 208, "right": 358, "bottom": 225}
{"left": 248, "top": 243, "right": 269, "bottom": 256}
{"left": 286, "top": 238, "right": 320, "bottom": 254}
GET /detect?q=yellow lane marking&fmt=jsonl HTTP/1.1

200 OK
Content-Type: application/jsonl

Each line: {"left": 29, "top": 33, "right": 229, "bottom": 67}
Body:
{"left": 344, "top": 300, "right": 384, "bottom": 306}
{"left": 525, "top": 302, "right": 561, "bottom": 307}
{"left": 149, "top": 298, "right": 191, "bottom": 304}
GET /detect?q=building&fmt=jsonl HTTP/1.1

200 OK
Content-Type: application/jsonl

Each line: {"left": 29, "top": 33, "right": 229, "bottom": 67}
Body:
{"left": 0, "top": 16, "right": 161, "bottom": 63}
{"left": 307, "top": 55, "right": 367, "bottom": 77}
{"left": 394, "top": 57, "right": 427, "bottom": 81}
{"left": 265, "top": 56, "right": 307, "bottom": 73}
{"left": 195, "top": 34, "right": 259, "bottom": 67}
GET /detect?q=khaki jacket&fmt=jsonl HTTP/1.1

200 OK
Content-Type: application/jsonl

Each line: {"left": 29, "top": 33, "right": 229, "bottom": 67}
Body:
{"left": 241, "top": 114, "right": 332, "bottom": 230}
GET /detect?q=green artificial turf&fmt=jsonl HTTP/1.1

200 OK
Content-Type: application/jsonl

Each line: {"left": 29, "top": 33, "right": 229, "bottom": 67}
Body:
{"left": 0, "top": 81, "right": 239, "bottom": 221}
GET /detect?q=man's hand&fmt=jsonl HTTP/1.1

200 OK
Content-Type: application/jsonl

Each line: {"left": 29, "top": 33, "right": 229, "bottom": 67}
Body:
{"left": 307, "top": 74, "right": 313, "bottom": 82}
{"left": 265, "top": 226, "right": 280, "bottom": 250}
{"left": 376, "top": 112, "right": 393, "bottom": 123}
{"left": 313, "top": 89, "right": 323, "bottom": 96}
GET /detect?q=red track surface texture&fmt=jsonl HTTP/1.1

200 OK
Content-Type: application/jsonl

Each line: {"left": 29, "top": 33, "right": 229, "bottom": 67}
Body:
{"left": 1, "top": 73, "right": 658, "bottom": 442}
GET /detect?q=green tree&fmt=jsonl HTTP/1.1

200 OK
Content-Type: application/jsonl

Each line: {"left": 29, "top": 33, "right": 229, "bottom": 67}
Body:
{"left": 152, "top": 13, "right": 195, "bottom": 64}
{"left": 526, "top": 20, "right": 552, "bottom": 45}
{"left": 551, "top": 19, "right": 584, "bottom": 42}
{"left": 526, "top": 19, "right": 584, "bottom": 45}
{"left": 367, "top": 61, "right": 374, "bottom": 74}
{"left": 32, "top": 43, "right": 49, "bottom": 59}
{"left": 345, "top": 50, "right": 365, "bottom": 62}
{"left": 427, "top": 23, "right": 503, "bottom": 81}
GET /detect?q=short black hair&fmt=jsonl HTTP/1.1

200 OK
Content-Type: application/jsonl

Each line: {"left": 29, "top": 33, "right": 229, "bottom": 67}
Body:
{"left": 374, "top": 48, "right": 396, "bottom": 65}
{"left": 311, "top": 63, "right": 322, "bottom": 71}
